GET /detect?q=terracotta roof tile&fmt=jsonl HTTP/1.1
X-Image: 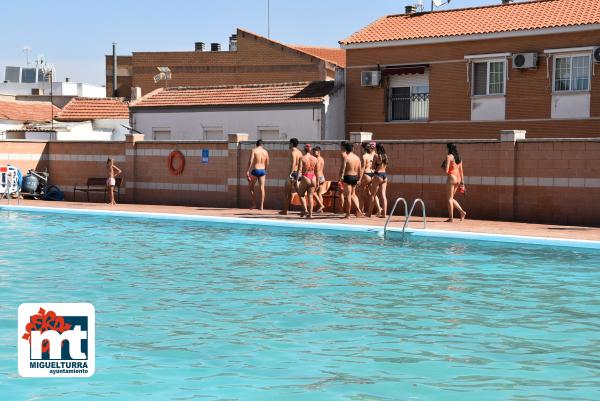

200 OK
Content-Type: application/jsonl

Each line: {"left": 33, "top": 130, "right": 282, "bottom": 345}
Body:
{"left": 290, "top": 45, "right": 346, "bottom": 67}
{"left": 0, "top": 99, "right": 61, "bottom": 123}
{"left": 341, "top": 0, "right": 600, "bottom": 45}
{"left": 130, "top": 81, "right": 335, "bottom": 108}
{"left": 56, "top": 97, "right": 129, "bottom": 121}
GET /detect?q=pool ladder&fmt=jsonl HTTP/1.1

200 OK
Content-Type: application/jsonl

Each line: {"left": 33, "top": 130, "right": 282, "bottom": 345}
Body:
{"left": 383, "top": 198, "right": 426, "bottom": 238}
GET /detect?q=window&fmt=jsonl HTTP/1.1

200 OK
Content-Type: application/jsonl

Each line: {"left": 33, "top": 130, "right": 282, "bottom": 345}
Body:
{"left": 472, "top": 60, "right": 505, "bottom": 96}
{"left": 152, "top": 128, "right": 171, "bottom": 140}
{"left": 553, "top": 54, "right": 590, "bottom": 92}
{"left": 258, "top": 128, "right": 280, "bottom": 140}
{"left": 388, "top": 86, "right": 429, "bottom": 121}
{"left": 203, "top": 127, "right": 224, "bottom": 140}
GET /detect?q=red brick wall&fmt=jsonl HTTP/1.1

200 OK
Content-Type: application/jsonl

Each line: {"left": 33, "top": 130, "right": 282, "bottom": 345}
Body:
{"left": 346, "top": 30, "right": 600, "bottom": 139}
{"left": 2, "top": 134, "right": 599, "bottom": 226}
{"left": 106, "top": 30, "right": 327, "bottom": 96}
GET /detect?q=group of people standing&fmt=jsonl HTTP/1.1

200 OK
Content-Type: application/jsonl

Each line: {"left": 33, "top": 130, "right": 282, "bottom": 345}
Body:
{"left": 246, "top": 138, "right": 467, "bottom": 222}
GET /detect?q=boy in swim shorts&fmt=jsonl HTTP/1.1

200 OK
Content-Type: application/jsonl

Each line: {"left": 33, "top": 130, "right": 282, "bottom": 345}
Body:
{"left": 106, "top": 157, "right": 122, "bottom": 206}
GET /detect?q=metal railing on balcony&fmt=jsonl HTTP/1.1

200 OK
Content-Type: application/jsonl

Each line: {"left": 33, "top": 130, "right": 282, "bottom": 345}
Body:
{"left": 389, "top": 93, "right": 429, "bottom": 121}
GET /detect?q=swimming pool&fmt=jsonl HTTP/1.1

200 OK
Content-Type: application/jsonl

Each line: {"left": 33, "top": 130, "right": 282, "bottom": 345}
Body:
{"left": 1, "top": 208, "right": 599, "bottom": 401}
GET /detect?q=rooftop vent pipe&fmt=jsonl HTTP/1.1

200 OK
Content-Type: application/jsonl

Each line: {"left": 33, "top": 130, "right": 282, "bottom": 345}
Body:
{"left": 229, "top": 34, "right": 238, "bottom": 51}
{"left": 211, "top": 43, "right": 221, "bottom": 52}
{"left": 195, "top": 42, "right": 205, "bottom": 51}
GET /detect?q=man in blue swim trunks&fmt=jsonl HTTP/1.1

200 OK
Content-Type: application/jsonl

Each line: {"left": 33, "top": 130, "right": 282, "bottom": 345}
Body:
{"left": 246, "top": 139, "right": 269, "bottom": 210}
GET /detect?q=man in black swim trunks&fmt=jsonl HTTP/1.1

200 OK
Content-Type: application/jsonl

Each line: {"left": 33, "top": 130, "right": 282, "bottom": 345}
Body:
{"left": 338, "top": 141, "right": 363, "bottom": 219}
{"left": 279, "top": 138, "right": 303, "bottom": 215}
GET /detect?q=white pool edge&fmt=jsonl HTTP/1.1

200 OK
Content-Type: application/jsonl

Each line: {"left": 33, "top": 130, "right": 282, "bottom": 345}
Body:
{"left": 2, "top": 204, "right": 599, "bottom": 250}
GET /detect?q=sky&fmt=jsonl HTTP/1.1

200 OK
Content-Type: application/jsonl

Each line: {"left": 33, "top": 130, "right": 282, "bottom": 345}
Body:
{"left": 0, "top": 0, "right": 499, "bottom": 85}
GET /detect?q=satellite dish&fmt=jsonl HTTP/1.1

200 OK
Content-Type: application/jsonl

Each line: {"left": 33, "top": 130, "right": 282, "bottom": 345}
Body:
{"left": 154, "top": 66, "right": 172, "bottom": 87}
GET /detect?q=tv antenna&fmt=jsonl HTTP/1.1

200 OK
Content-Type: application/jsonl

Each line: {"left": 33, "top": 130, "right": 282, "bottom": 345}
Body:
{"left": 154, "top": 66, "right": 172, "bottom": 88}
{"left": 23, "top": 46, "right": 32, "bottom": 65}
{"left": 267, "top": 0, "right": 271, "bottom": 38}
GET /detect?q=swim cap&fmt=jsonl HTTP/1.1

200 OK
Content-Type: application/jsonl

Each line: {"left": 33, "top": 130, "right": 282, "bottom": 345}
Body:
{"left": 304, "top": 144, "right": 312, "bottom": 151}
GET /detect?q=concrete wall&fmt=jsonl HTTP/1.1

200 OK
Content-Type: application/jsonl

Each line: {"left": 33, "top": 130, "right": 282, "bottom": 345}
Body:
{"left": 132, "top": 107, "right": 327, "bottom": 141}
{"left": 1, "top": 132, "right": 599, "bottom": 226}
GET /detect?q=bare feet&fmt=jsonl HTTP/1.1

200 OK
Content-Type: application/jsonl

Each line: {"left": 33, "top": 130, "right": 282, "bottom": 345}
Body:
{"left": 316, "top": 207, "right": 324, "bottom": 214}
{"left": 356, "top": 211, "right": 364, "bottom": 218}
{"left": 278, "top": 210, "right": 288, "bottom": 215}
{"left": 343, "top": 214, "right": 351, "bottom": 219}
{"left": 300, "top": 209, "right": 307, "bottom": 217}
{"left": 460, "top": 210, "right": 467, "bottom": 221}
{"left": 444, "top": 218, "right": 453, "bottom": 223}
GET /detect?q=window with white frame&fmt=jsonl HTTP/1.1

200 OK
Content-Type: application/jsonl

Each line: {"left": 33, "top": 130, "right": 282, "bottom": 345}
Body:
{"left": 203, "top": 127, "right": 224, "bottom": 140}
{"left": 258, "top": 127, "right": 280, "bottom": 140}
{"left": 152, "top": 128, "right": 171, "bottom": 140}
{"left": 553, "top": 54, "right": 591, "bottom": 92}
{"left": 472, "top": 60, "right": 505, "bottom": 96}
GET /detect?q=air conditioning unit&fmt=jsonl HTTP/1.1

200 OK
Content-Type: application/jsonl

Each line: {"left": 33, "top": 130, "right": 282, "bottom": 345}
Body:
{"left": 593, "top": 47, "right": 600, "bottom": 63}
{"left": 361, "top": 71, "right": 381, "bottom": 87}
{"left": 512, "top": 53, "right": 538, "bottom": 69}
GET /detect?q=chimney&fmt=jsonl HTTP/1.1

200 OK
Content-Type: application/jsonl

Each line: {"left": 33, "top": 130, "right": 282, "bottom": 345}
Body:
{"left": 131, "top": 86, "right": 142, "bottom": 101}
{"left": 501, "top": 0, "right": 514, "bottom": 3}
{"left": 405, "top": 5, "right": 416, "bottom": 14}
{"left": 211, "top": 43, "right": 221, "bottom": 52}
{"left": 65, "top": 77, "right": 70, "bottom": 82}
{"left": 229, "top": 34, "right": 238, "bottom": 51}
{"left": 112, "top": 42, "right": 118, "bottom": 97}
{"left": 195, "top": 42, "right": 205, "bottom": 51}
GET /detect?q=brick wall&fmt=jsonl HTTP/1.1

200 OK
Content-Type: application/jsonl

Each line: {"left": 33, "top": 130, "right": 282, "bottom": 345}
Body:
{"left": 106, "top": 30, "right": 328, "bottom": 96}
{"left": 346, "top": 30, "right": 600, "bottom": 139}
{"left": 2, "top": 132, "right": 599, "bottom": 226}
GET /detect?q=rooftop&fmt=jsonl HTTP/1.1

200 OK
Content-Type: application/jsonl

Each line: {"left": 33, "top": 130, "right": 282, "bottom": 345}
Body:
{"left": 130, "top": 81, "right": 336, "bottom": 108}
{"left": 289, "top": 45, "right": 346, "bottom": 67}
{"left": 56, "top": 97, "right": 129, "bottom": 122}
{"left": 341, "top": 0, "right": 600, "bottom": 45}
{"left": 0, "top": 99, "right": 61, "bottom": 123}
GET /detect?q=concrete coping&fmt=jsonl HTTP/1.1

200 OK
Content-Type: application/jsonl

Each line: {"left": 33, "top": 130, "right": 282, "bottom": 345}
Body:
{"left": 500, "top": 130, "right": 527, "bottom": 142}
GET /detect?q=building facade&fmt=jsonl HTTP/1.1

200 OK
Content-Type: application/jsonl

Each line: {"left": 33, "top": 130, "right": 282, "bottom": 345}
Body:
{"left": 106, "top": 28, "right": 345, "bottom": 98}
{"left": 341, "top": 0, "right": 600, "bottom": 139}
{"left": 129, "top": 80, "right": 345, "bottom": 141}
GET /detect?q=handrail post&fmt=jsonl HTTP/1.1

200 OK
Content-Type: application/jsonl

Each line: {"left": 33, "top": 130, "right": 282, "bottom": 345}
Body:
{"left": 383, "top": 197, "right": 408, "bottom": 238}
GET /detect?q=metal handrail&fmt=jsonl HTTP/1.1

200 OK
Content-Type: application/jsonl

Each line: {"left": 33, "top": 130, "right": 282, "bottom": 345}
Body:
{"left": 402, "top": 198, "right": 426, "bottom": 233}
{"left": 383, "top": 197, "right": 408, "bottom": 238}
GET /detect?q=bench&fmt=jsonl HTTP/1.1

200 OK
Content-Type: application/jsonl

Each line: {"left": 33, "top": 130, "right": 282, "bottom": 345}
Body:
{"left": 73, "top": 177, "right": 122, "bottom": 202}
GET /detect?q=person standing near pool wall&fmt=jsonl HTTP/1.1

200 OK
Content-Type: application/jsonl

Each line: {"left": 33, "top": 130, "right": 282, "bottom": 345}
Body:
{"left": 297, "top": 144, "right": 318, "bottom": 219}
{"left": 339, "top": 141, "right": 363, "bottom": 219}
{"left": 106, "top": 158, "right": 122, "bottom": 206}
{"left": 443, "top": 143, "right": 467, "bottom": 222}
{"left": 246, "top": 139, "right": 270, "bottom": 210}
{"left": 279, "top": 138, "right": 303, "bottom": 215}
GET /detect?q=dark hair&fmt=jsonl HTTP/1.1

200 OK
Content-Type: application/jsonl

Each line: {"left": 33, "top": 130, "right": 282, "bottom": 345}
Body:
{"left": 314, "top": 146, "right": 322, "bottom": 152}
{"left": 343, "top": 142, "right": 353, "bottom": 153}
{"left": 107, "top": 157, "right": 113, "bottom": 164}
{"left": 447, "top": 143, "right": 462, "bottom": 164}
{"left": 361, "top": 142, "right": 370, "bottom": 151}
{"left": 290, "top": 138, "right": 299, "bottom": 147}
{"left": 375, "top": 143, "right": 388, "bottom": 166}
{"left": 256, "top": 139, "right": 263, "bottom": 147}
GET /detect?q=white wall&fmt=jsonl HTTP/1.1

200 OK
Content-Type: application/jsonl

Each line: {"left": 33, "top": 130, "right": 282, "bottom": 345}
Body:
{"left": 551, "top": 93, "right": 590, "bottom": 119}
{"left": 132, "top": 107, "right": 331, "bottom": 141}
{"left": 0, "top": 81, "right": 105, "bottom": 97}
{"left": 471, "top": 96, "right": 506, "bottom": 121}
{"left": 0, "top": 120, "right": 24, "bottom": 139}
{"left": 93, "top": 119, "right": 129, "bottom": 140}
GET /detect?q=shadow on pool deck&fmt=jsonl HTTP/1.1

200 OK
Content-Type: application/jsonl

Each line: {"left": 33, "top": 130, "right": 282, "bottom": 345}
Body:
{"left": 4, "top": 200, "right": 600, "bottom": 242}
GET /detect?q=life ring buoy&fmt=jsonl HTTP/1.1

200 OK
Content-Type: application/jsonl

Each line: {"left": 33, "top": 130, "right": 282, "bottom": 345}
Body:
{"left": 168, "top": 150, "right": 185, "bottom": 176}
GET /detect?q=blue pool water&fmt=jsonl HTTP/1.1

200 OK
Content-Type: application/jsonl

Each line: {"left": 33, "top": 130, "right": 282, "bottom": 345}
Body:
{"left": 0, "top": 209, "right": 599, "bottom": 401}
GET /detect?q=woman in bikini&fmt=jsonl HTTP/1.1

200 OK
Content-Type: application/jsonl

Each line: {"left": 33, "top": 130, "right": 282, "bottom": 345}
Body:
{"left": 366, "top": 143, "right": 388, "bottom": 218}
{"left": 443, "top": 143, "right": 467, "bottom": 222}
{"left": 297, "top": 144, "right": 318, "bottom": 219}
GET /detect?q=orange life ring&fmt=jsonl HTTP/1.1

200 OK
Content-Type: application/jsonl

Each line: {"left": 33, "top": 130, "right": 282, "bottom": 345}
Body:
{"left": 168, "top": 150, "right": 185, "bottom": 176}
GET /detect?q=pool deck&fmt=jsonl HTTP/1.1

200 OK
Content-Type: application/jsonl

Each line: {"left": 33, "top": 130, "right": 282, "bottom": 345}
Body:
{"left": 5, "top": 199, "right": 600, "bottom": 242}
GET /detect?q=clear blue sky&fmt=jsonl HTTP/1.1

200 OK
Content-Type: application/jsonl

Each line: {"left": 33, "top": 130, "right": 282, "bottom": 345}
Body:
{"left": 1, "top": 0, "right": 498, "bottom": 85}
